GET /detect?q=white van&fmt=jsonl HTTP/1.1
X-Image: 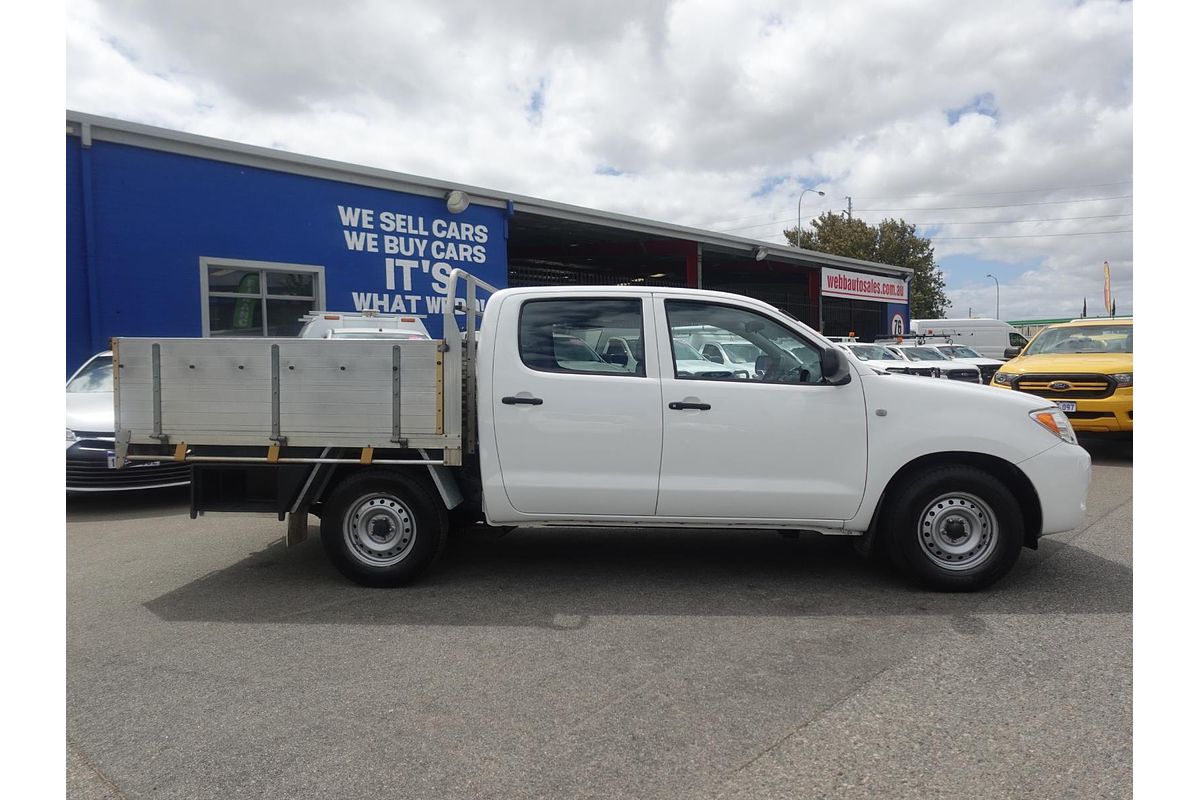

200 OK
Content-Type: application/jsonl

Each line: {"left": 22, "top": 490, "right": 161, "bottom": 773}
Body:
{"left": 910, "top": 318, "right": 1029, "bottom": 360}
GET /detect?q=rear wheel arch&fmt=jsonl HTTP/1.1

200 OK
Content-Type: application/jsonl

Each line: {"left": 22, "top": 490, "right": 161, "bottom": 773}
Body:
{"left": 310, "top": 461, "right": 447, "bottom": 516}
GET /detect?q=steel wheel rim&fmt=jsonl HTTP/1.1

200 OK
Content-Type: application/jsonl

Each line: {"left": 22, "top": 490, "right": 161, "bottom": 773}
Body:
{"left": 343, "top": 493, "right": 417, "bottom": 567}
{"left": 917, "top": 491, "right": 998, "bottom": 571}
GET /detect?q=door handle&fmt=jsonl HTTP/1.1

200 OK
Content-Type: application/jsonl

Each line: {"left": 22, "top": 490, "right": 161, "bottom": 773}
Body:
{"left": 668, "top": 401, "right": 711, "bottom": 411}
{"left": 501, "top": 396, "right": 544, "bottom": 405}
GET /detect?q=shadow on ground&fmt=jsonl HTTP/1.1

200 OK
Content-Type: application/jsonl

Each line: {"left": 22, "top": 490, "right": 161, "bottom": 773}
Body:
{"left": 67, "top": 485, "right": 190, "bottom": 522}
{"left": 143, "top": 524, "right": 1130, "bottom": 629}
{"left": 1079, "top": 434, "right": 1133, "bottom": 466}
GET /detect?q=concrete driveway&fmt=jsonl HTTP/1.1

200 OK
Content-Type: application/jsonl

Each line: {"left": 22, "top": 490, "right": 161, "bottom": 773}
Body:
{"left": 67, "top": 436, "right": 1132, "bottom": 799}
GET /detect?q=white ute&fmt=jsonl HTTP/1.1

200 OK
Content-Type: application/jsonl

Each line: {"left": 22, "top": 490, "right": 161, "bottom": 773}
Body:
{"left": 112, "top": 270, "right": 1090, "bottom": 592}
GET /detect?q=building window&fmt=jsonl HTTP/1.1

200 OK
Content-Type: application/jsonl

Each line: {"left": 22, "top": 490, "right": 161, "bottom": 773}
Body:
{"left": 200, "top": 258, "right": 325, "bottom": 337}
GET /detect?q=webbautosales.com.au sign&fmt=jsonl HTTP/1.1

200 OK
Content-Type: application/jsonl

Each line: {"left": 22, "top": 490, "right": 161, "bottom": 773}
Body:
{"left": 820, "top": 267, "right": 908, "bottom": 304}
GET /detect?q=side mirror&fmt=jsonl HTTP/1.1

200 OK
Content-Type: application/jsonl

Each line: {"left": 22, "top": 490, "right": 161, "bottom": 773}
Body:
{"left": 755, "top": 354, "right": 774, "bottom": 375}
{"left": 1003, "top": 347, "right": 1022, "bottom": 359}
{"left": 819, "top": 348, "right": 852, "bottom": 385}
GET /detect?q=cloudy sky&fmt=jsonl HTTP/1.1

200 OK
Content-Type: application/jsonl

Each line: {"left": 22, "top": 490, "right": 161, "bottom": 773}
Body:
{"left": 65, "top": 0, "right": 1132, "bottom": 320}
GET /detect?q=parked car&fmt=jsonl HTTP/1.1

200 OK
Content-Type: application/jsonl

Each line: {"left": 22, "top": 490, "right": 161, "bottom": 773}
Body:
{"left": 696, "top": 340, "right": 759, "bottom": 378}
{"left": 932, "top": 344, "right": 1005, "bottom": 384}
{"left": 545, "top": 334, "right": 630, "bottom": 373}
{"left": 990, "top": 318, "right": 1132, "bottom": 434}
{"left": 672, "top": 339, "right": 741, "bottom": 378}
{"left": 879, "top": 345, "right": 944, "bottom": 379}
{"left": 887, "top": 344, "right": 981, "bottom": 383}
{"left": 911, "top": 318, "right": 1029, "bottom": 360}
{"left": 840, "top": 343, "right": 913, "bottom": 375}
{"left": 67, "top": 351, "right": 192, "bottom": 492}
{"left": 297, "top": 310, "right": 431, "bottom": 340}
{"left": 326, "top": 328, "right": 431, "bottom": 340}
{"left": 603, "top": 335, "right": 738, "bottom": 378}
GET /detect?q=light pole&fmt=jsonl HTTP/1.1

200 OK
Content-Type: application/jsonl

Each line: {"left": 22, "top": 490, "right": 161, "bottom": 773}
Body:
{"left": 985, "top": 273, "right": 999, "bottom": 319}
{"left": 797, "top": 189, "right": 825, "bottom": 245}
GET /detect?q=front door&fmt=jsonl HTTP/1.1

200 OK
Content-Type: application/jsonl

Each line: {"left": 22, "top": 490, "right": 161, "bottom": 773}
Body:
{"left": 491, "top": 295, "right": 664, "bottom": 516}
{"left": 655, "top": 297, "right": 868, "bottom": 521}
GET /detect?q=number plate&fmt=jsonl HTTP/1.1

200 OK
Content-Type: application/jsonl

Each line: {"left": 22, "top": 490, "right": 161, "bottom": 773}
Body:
{"left": 1052, "top": 400, "right": 1077, "bottom": 412}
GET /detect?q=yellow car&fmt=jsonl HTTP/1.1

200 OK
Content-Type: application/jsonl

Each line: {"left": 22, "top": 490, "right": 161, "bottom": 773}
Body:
{"left": 990, "top": 318, "right": 1132, "bottom": 435}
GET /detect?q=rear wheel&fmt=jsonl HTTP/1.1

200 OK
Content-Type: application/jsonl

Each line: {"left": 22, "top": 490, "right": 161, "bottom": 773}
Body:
{"left": 320, "top": 470, "right": 448, "bottom": 587}
{"left": 884, "top": 466, "right": 1023, "bottom": 591}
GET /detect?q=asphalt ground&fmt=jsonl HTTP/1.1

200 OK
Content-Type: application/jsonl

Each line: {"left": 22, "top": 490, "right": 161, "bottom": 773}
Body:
{"left": 66, "top": 436, "right": 1132, "bottom": 799}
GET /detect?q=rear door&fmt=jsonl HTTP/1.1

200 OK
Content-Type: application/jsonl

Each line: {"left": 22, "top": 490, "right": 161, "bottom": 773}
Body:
{"left": 490, "top": 295, "right": 663, "bottom": 516}
{"left": 655, "top": 296, "right": 868, "bottom": 521}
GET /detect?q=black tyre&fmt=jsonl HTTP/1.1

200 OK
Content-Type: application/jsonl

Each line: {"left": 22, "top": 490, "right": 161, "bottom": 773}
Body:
{"left": 884, "top": 466, "right": 1024, "bottom": 591}
{"left": 320, "top": 470, "right": 448, "bottom": 587}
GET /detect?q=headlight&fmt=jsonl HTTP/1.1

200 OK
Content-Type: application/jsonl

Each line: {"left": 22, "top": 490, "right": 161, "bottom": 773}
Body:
{"left": 1111, "top": 372, "right": 1132, "bottom": 388}
{"left": 67, "top": 428, "right": 77, "bottom": 442}
{"left": 1030, "top": 408, "right": 1078, "bottom": 445}
{"left": 992, "top": 372, "right": 1015, "bottom": 386}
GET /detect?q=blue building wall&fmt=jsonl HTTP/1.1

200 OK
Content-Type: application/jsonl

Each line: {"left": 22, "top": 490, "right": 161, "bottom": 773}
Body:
{"left": 65, "top": 136, "right": 508, "bottom": 375}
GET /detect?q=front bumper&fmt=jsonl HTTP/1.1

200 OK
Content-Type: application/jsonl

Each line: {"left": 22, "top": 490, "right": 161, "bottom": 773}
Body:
{"left": 66, "top": 437, "right": 192, "bottom": 492}
{"left": 1057, "top": 388, "right": 1134, "bottom": 433}
{"left": 991, "top": 383, "right": 1133, "bottom": 433}
{"left": 1018, "top": 441, "right": 1092, "bottom": 535}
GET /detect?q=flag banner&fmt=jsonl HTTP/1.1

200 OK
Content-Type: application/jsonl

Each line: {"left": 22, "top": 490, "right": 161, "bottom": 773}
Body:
{"left": 1103, "top": 261, "right": 1112, "bottom": 312}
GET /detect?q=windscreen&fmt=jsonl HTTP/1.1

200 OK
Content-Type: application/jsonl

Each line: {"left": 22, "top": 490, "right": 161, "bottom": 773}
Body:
{"left": 1025, "top": 324, "right": 1133, "bottom": 355}
{"left": 68, "top": 356, "right": 114, "bottom": 393}
{"left": 721, "top": 342, "right": 761, "bottom": 363}
{"left": 848, "top": 345, "right": 899, "bottom": 361}
{"left": 673, "top": 340, "right": 705, "bottom": 361}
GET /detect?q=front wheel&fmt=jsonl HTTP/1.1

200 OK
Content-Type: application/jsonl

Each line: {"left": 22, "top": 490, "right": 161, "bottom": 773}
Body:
{"left": 884, "top": 466, "right": 1024, "bottom": 591}
{"left": 320, "top": 470, "right": 448, "bottom": 587}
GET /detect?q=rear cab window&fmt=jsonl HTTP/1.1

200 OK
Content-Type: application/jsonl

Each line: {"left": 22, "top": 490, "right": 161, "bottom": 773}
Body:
{"left": 518, "top": 298, "right": 647, "bottom": 377}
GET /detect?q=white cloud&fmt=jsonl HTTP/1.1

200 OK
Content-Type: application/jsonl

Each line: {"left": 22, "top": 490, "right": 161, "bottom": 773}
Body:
{"left": 66, "top": 0, "right": 1133, "bottom": 319}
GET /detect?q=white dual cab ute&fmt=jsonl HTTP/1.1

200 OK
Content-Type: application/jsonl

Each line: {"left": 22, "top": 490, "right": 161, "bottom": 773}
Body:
{"left": 112, "top": 270, "right": 1090, "bottom": 592}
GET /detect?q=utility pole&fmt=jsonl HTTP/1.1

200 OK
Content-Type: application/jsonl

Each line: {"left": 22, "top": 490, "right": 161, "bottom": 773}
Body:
{"left": 844, "top": 196, "right": 853, "bottom": 219}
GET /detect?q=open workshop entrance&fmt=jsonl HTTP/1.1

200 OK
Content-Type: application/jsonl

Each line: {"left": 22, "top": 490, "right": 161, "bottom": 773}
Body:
{"left": 505, "top": 215, "right": 822, "bottom": 330}
{"left": 820, "top": 297, "right": 888, "bottom": 342}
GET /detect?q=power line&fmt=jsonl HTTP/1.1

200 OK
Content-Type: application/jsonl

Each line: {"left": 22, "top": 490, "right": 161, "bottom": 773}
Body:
{"left": 717, "top": 214, "right": 1129, "bottom": 237}
{"left": 856, "top": 194, "right": 1132, "bottom": 213}
{"left": 707, "top": 204, "right": 842, "bottom": 228}
{"left": 705, "top": 180, "right": 1133, "bottom": 228}
{"left": 928, "top": 229, "right": 1132, "bottom": 240}
{"left": 915, "top": 213, "right": 1132, "bottom": 227}
{"left": 712, "top": 214, "right": 840, "bottom": 234}
{"left": 710, "top": 203, "right": 1132, "bottom": 235}
{"left": 851, "top": 180, "right": 1132, "bottom": 200}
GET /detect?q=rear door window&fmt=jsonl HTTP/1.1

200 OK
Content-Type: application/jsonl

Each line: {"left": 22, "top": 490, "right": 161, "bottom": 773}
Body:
{"left": 518, "top": 299, "right": 646, "bottom": 377}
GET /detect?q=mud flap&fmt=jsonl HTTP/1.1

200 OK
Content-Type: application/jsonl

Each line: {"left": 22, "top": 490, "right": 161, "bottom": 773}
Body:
{"left": 286, "top": 511, "right": 310, "bottom": 546}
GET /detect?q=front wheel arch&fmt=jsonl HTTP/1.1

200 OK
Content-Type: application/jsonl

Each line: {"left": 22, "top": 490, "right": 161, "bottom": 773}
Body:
{"left": 860, "top": 451, "right": 1043, "bottom": 557}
